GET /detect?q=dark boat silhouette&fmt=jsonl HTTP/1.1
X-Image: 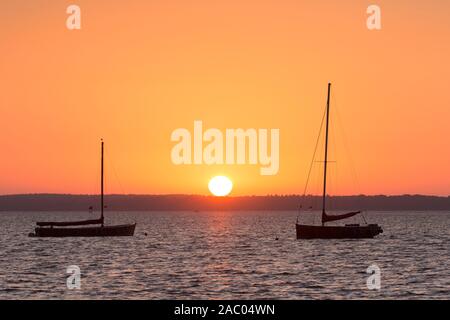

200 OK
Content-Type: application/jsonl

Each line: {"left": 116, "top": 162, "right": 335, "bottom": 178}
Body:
{"left": 29, "top": 140, "right": 136, "bottom": 237}
{"left": 296, "top": 83, "right": 383, "bottom": 239}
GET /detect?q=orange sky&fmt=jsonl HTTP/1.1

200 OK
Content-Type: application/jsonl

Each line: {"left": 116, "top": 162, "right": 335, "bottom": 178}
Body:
{"left": 0, "top": 1, "right": 449, "bottom": 196}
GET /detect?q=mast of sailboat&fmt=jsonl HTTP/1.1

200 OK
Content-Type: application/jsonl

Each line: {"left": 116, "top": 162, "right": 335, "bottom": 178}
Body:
{"left": 101, "top": 139, "right": 104, "bottom": 227}
{"left": 322, "top": 83, "right": 331, "bottom": 226}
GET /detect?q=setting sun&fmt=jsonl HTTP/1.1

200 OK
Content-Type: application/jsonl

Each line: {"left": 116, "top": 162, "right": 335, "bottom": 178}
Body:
{"left": 208, "top": 176, "right": 233, "bottom": 197}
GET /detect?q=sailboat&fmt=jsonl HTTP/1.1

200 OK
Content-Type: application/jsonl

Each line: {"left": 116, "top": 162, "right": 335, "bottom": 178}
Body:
{"left": 29, "top": 140, "right": 136, "bottom": 237}
{"left": 296, "top": 83, "right": 383, "bottom": 239}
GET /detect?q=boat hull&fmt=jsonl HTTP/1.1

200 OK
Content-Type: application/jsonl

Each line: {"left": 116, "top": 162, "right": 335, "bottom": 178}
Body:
{"left": 32, "top": 223, "right": 136, "bottom": 237}
{"left": 296, "top": 223, "right": 382, "bottom": 239}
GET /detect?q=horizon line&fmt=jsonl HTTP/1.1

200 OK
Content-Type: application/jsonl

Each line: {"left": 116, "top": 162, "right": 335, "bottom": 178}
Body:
{"left": 1, "top": 193, "right": 449, "bottom": 198}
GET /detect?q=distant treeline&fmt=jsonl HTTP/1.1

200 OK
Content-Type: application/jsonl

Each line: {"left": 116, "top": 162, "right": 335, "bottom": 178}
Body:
{"left": 0, "top": 194, "right": 449, "bottom": 211}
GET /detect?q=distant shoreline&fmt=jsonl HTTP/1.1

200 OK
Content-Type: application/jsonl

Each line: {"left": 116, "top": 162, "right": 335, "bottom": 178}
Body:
{"left": 0, "top": 194, "right": 449, "bottom": 211}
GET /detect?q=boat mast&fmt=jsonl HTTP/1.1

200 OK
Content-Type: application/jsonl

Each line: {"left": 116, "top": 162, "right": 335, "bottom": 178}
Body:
{"left": 322, "top": 83, "right": 331, "bottom": 226}
{"left": 101, "top": 139, "right": 104, "bottom": 226}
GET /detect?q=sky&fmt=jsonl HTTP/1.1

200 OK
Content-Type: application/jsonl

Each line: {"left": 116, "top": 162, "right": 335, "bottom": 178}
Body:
{"left": 0, "top": 0, "right": 449, "bottom": 196}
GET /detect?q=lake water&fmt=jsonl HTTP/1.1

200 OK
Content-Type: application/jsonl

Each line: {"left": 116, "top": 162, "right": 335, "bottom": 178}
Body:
{"left": 0, "top": 211, "right": 448, "bottom": 299}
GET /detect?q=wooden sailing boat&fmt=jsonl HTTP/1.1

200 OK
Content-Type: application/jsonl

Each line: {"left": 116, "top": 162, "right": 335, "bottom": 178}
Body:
{"left": 296, "top": 83, "right": 383, "bottom": 239}
{"left": 30, "top": 140, "right": 136, "bottom": 237}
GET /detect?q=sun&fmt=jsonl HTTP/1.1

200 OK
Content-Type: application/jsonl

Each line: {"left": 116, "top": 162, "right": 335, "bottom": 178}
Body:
{"left": 208, "top": 176, "right": 233, "bottom": 197}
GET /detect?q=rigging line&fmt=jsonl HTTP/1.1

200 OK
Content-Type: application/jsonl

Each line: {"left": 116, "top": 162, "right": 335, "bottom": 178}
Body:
{"left": 91, "top": 158, "right": 101, "bottom": 211}
{"left": 329, "top": 110, "right": 338, "bottom": 211}
{"left": 332, "top": 137, "right": 337, "bottom": 214}
{"left": 333, "top": 91, "right": 367, "bottom": 223}
{"left": 302, "top": 106, "right": 327, "bottom": 197}
{"left": 104, "top": 147, "right": 126, "bottom": 195}
{"left": 333, "top": 92, "right": 361, "bottom": 193}
{"left": 312, "top": 148, "right": 322, "bottom": 226}
{"left": 323, "top": 97, "right": 338, "bottom": 215}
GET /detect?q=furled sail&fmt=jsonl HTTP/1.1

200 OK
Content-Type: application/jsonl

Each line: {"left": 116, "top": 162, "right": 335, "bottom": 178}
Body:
{"left": 322, "top": 211, "right": 360, "bottom": 224}
{"left": 36, "top": 218, "right": 103, "bottom": 227}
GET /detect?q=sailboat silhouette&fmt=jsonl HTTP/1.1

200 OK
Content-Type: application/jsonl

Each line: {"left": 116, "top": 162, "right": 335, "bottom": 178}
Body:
{"left": 29, "top": 140, "right": 136, "bottom": 237}
{"left": 296, "top": 83, "right": 383, "bottom": 239}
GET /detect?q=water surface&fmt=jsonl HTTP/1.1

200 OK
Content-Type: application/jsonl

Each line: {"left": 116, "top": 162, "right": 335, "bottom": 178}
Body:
{"left": 0, "top": 211, "right": 448, "bottom": 299}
